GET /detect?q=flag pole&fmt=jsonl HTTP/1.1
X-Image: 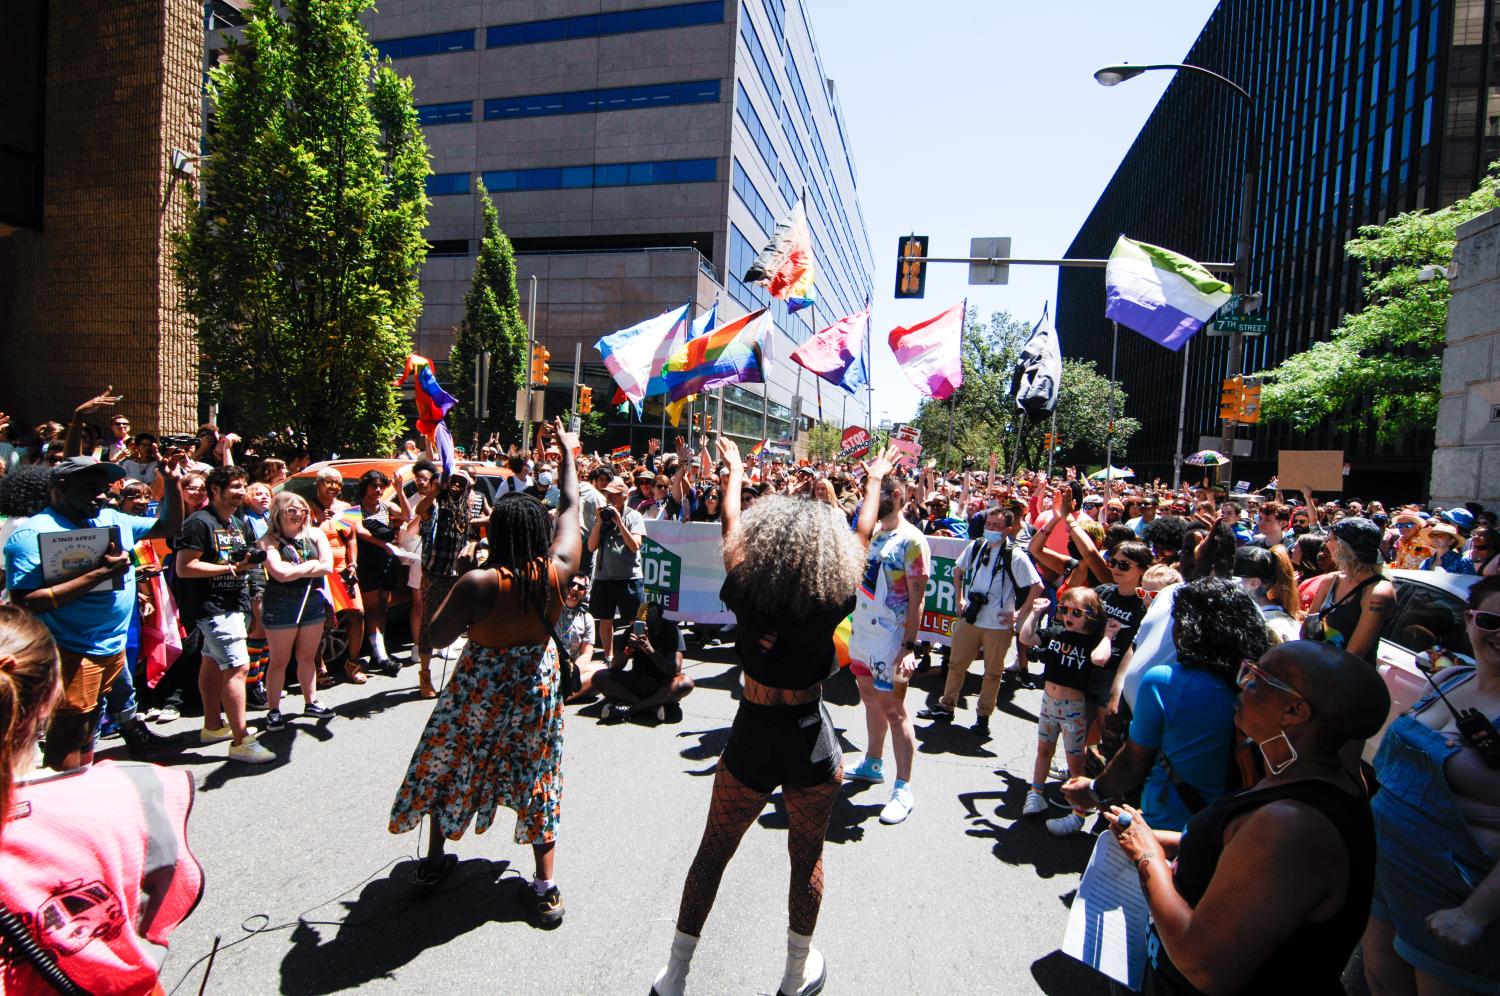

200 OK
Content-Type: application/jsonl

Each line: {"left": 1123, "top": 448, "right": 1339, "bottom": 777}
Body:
{"left": 1173, "top": 339, "right": 1190, "bottom": 490}
{"left": 1047, "top": 406, "right": 1058, "bottom": 479}
{"left": 1106, "top": 320, "right": 1119, "bottom": 488}
{"left": 945, "top": 297, "right": 965, "bottom": 472}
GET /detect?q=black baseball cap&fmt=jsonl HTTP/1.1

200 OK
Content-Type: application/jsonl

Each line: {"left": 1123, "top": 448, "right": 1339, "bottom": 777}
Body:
{"left": 1331, "top": 517, "right": 1383, "bottom": 565}
{"left": 50, "top": 456, "right": 126, "bottom": 485}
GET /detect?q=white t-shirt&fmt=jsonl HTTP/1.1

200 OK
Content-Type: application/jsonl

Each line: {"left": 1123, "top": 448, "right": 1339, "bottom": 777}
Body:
{"left": 1121, "top": 582, "right": 1182, "bottom": 711}
{"left": 956, "top": 539, "right": 1041, "bottom": 630}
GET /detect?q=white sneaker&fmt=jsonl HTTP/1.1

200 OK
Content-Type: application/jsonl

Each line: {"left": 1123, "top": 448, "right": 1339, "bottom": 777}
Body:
{"left": 228, "top": 738, "right": 276, "bottom": 765}
{"left": 1047, "top": 811, "right": 1088, "bottom": 836}
{"left": 155, "top": 705, "right": 181, "bottom": 723}
{"left": 879, "top": 785, "right": 914, "bottom": 825}
{"left": 200, "top": 725, "right": 234, "bottom": 745}
{"left": 1022, "top": 789, "right": 1048, "bottom": 817}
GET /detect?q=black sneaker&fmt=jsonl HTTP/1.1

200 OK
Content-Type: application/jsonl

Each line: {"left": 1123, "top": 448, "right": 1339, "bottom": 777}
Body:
{"left": 916, "top": 704, "right": 955, "bottom": 721}
{"left": 264, "top": 709, "right": 287, "bottom": 731}
{"left": 120, "top": 719, "right": 174, "bottom": 758}
{"left": 304, "top": 702, "right": 334, "bottom": 718}
{"left": 246, "top": 681, "right": 268, "bottom": 709}
{"left": 972, "top": 716, "right": 991, "bottom": 740}
{"left": 523, "top": 883, "right": 565, "bottom": 927}
{"left": 600, "top": 703, "right": 629, "bottom": 724}
{"left": 373, "top": 656, "right": 401, "bottom": 678}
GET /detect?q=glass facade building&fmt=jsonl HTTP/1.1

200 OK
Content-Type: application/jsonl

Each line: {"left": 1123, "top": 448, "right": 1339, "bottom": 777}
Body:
{"left": 347, "top": 0, "right": 874, "bottom": 450}
{"left": 1056, "top": 0, "right": 1500, "bottom": 498}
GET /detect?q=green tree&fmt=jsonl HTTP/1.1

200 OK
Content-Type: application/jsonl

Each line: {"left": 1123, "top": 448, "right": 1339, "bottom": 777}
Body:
{"left": 804, "top": 420, "right": 845, "bottom": 462}
{"left": 450, "top": 178, "right": 528, "bottom": 446}
{"left": 908, "top": 310, "right": 1139, "bottom": 470}
{"left": 173, "top": 0, "right": 430, "bottom": 458}
{"left": 1256, "top": 162, "right": 1500, "bottom": 441}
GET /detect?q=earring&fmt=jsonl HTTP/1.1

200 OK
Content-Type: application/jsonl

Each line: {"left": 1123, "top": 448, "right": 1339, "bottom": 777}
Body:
{"left": 1257, "top": 729, "right": 1299, "bottom": 776}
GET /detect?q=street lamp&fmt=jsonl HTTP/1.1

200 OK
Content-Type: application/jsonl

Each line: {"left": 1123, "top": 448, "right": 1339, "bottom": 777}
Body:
{"left": 1095, "top": 63, "right": 1259, "bottom": 489}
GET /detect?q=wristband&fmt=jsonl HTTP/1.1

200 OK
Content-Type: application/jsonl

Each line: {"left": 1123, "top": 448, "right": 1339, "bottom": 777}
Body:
{"left": 1086, "top": 778, "right": 1102, "bottom": 804}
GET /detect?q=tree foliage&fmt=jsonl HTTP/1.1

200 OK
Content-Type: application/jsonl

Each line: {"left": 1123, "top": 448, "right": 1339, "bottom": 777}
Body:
{"left": 172, "top": 0, "right": 431, "bottom": 458}
{"left": 803, "top": 420, "right": 845, "bottom": 462}
{"left": 1256, "top": 162, "right": 1500, "bottom": 441}
{"left": 449, "top": 179, "right": 528, "bottom": 446}
{"left": 907, "top": 310, "right": 1140, "bottom": 470}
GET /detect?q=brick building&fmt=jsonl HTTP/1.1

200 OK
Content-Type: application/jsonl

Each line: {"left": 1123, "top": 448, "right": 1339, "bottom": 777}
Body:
{"left": 0, "top": 0, "right": 201, "bottom": 436}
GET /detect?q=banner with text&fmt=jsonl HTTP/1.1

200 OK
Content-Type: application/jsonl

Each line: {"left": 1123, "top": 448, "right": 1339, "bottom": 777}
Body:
{"left": 919, "top": 536, "right": 968, "bottom": 645}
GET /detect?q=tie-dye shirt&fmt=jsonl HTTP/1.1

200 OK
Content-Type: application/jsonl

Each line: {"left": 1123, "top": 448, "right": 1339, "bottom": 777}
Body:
{"left": 859, "top": 519, "right": 931, "bottom": 618}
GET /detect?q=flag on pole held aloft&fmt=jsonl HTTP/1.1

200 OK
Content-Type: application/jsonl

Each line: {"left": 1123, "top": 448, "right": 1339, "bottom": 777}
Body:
{"left": 655, "top": 300, "right": 720, "bottom": 422}
{"left": 1011, "top": 303, "right": 1063, "bottom": 418}
{"left": 743, "top": 200, "right": 815, "bottom": 300}
{"left": 791, "top": 307, "right": 870, "bottom": 395}
{"left": 395, "top": 354, "right": 458, "bottom": 474}
{"left": 1104, "top": 236, "right": 1232, "bottom": 351}
{"left": 661, "top": 309, "right": 771, "bottom": 401}
{"left": 596, "top": 304, "right": 690, "bottom": 413}
{"left": 888, "top": 302, "right": 964, "bottom": 400}
{"left": 746, "top": 439, "right": 768, "bottom": 461}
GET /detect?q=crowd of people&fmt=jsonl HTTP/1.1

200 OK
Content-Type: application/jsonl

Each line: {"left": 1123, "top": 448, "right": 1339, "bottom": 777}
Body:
{"left": 0, "top": 387, "right": 1497, "bottom": 994}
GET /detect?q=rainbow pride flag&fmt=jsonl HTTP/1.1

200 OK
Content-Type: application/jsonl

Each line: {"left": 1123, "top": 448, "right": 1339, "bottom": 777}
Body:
{"left": 325, "top": 571, "right": 357, "bottom": 614}
{"left": 746, "top": 439, "right": 767, "bottom": 461}
{"left": 832, "top": 614, "right": 853, "bottom": 669}
{"left": 660, "top": 308, "right": 770, "bottom": 402}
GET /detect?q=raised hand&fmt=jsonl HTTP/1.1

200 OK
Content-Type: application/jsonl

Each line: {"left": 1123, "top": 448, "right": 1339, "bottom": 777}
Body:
{"left": 862, "top": 444, "right": 900, "bottom": 482}
{"left": 75, "top": 386, "right": 123, "bottom": 416}
{"left": 716, "top": 436, "right": 742, "bottom": 470}
{"left": 551, "top": 417, "right": 579, "bottom": 456}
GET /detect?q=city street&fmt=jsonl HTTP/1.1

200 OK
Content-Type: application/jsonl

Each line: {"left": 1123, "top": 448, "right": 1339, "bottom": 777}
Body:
{"left": 129, "top": 642, "right": 1111, "bottom": 995}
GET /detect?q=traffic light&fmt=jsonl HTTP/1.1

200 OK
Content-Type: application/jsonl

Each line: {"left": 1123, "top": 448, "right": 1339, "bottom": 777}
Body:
{"left": 578, "top": 385, "right": 592, "bottom": 415}
{"left": 531, "top": 344, "right": 550, "bottom": 387}
{"left": 1042, "top": 432, "right": 1054, "bottom": 450}
{"left": 1240, "top": 378, "right": 1262, "bottom": 424}
{"left": 1219, "top": 376, "right": 1244, "bottom": 422}
{"left": 691, "top": 413, "right": 702, "bottom": 431}
{"left": 894, "top": 235, "right": 929, "bottom": 299}
{"left": 706, "top": 414, "right": 713, "bottom": 433}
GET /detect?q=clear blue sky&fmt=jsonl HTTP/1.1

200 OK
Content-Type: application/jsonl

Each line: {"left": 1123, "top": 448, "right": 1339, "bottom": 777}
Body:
{"left": 807, "top": 0, "right": 1219, "bottom": 425}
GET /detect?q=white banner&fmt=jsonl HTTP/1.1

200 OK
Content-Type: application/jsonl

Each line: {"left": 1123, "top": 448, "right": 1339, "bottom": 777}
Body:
{"left": 641, "top": 520, "right": 734, "bottom": 624}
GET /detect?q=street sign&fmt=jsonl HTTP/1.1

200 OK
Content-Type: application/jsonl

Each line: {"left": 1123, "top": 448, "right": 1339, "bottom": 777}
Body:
{"left": 968, "top": 237, "right": 1011, "bottom": 286}
{"left": 1197, "top": 436, "right": 1252, "bottom": 457}
{"left": 1207, "top": 312, "right": 1270, "bottom": 336}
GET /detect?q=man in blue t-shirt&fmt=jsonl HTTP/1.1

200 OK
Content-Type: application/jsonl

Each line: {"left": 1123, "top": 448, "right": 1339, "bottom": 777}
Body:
{"left": 5, "top": 455, "right": 186, "bottom": 769}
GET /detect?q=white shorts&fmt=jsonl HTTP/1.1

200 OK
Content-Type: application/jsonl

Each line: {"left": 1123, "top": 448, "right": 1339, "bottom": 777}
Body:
{"left": 849, "top": 609, "right": 904, "bottom": 691}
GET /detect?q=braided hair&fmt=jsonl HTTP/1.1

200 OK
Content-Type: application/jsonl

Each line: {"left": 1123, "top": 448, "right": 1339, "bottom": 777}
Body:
{"left": 484, "top": 492, "right": 554, "bottom": 621}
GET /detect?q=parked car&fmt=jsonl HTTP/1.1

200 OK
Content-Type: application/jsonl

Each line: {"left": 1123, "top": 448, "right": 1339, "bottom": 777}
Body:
{"left": 1365, "top": 568, "right": 1479, "bottom": 758}
{"left": 274, "top": 459, "right": 514, "bottom": 667}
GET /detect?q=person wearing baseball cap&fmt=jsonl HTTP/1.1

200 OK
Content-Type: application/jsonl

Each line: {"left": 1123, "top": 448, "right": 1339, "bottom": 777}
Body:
{"left": 589, "top": 475, "right": 647, "bottom": 664}
{"left": 4, "top": 454, "right": 189, "bottom": 768}
{"left": 1301, "top": 517, "right": 1397, "bottom": 663}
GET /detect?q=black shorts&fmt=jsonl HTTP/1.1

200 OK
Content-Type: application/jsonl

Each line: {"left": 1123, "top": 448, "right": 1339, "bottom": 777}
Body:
{"left": 590, "top": 577, "right": 644, "bottom": 622}
{"left": 720, "top": 700, "right": 840, "bottom": 794}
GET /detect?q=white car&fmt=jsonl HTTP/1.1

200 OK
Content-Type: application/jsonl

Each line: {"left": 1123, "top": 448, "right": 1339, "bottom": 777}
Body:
{"left": 1365, "top": 568, "right": 1480, "bottom": 759}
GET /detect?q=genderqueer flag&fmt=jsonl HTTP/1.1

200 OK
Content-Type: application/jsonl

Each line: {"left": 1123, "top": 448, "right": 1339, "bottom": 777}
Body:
{"left": 1104, "top": 236, "right": 1232, "bottom": 351}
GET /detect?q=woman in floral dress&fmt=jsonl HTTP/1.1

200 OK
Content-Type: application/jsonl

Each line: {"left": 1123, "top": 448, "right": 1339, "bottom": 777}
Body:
{"left": 389, "top": 420, "right": 580, "bottom": 926}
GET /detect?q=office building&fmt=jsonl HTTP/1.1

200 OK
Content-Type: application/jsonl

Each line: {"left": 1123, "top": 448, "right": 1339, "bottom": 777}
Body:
{"left": 1057, "top": 0, "right": 1500, "bottom": 498}
{"left": 0, "top": 0, "right": 202, "bottom": 433}
{"left": 359, "top": 0, "right": 875, "bottom": 448}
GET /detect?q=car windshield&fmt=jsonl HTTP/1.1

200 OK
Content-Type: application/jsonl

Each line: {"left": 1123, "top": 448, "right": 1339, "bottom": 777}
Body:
{"left": 1385, "top": 579, "right": 1474, "bottom": 659}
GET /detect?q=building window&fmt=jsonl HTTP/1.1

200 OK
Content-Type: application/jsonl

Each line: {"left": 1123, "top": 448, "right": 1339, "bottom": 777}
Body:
{"left": 729, "top": 224, "right": 771, "bottom": 311}
{"left": 741, "top": 20, "right": 781, "bottom": 106}
{"left": 375, "top": 30, "right": 475, "bottom": 60}
{"left": 417, "top": 102, "right": 473, "bottom": 126}
{"left": 735, "top": 82, "right": 779, "bottom": 173}
{"left": 481, "top": 158, "right": 717, "bottom": 193}
{"left": 426, "top": 173, "right": 470, "bottom": 196}
{"left": 427, "top": 239, "right": 469, "bottom": 257}
{"left": 486, "top": 1, "right": 724, "bottom": 48}
{"left": 484, "top": 80, "right": 720, "bottom": 120}
{"left": 732, "top": 158, "right": 777, "bottom": 237}
{"left": 763, "top": 0, "right": 786, "bottom": 53}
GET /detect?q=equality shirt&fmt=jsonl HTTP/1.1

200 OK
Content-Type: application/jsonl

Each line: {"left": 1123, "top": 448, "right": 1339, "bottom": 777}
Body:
{"left": 1032, "top": 623, "right": 1100, "bottom": 693}
{"left": 859, "top": 519, "right": 931, "bottom": 619}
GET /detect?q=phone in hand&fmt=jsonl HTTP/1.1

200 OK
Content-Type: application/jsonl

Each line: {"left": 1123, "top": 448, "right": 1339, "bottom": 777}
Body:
{"left": 632, "top": 618, "right": 646, "bottom": 637}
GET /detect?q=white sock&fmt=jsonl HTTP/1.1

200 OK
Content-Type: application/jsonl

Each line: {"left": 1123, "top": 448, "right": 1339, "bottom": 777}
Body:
{"left": 531, "top": 877, "right": 554, "bottom": 895}
{"left": 652, "top": 929, "right": 699, "bottom": 996}
{"left": 780, "top": 930, "right": 823, "bottom": 995}
{"left": 370, "top": 631, "right": 388, "bottom": 658}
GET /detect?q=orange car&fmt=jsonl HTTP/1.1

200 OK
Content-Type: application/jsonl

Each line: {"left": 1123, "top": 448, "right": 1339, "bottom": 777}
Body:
{"left": 274, "top": 459, "right": 514, "bottom": 666}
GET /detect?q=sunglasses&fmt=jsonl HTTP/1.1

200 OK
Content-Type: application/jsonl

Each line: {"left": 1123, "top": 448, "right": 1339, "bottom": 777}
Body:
{"left": 1108, "top": 558, "right": 1144, "bottom": 572}
{"left": 1395, "top": 522, "right": 1417, "bottom": 530}
{"left": 1236, "top": 660, "right": 1305, "bottom": 701}
{"left": 1134, "top": 587, "right": 1160, "bottom": 602}
{"left": 1059, "top": 606, "right": 1094, "bottom": 620}
{"left": 1468, "top": 609, "right": 1500, "bottom": 632}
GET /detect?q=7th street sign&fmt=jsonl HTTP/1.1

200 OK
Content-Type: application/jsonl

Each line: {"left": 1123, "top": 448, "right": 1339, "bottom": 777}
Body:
{"left": 1209, "top": 312, "right": 1270, "bottom": 335}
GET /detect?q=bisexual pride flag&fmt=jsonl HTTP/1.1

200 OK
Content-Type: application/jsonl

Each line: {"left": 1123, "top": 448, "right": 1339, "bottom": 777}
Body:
{"left": 1104, "top": 236, "right": 1232, "bottom": 351}
{"left": 661, "top": 308, "right": 771, "bottom": 402}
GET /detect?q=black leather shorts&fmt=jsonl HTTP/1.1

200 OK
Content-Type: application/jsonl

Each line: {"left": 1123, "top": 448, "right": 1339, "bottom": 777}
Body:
{"left": 720, "top": 699, "right": 841, "bottom": 794}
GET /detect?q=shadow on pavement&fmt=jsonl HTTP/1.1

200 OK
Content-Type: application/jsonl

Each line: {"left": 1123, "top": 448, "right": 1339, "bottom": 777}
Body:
{"left": 1030, "top": 949, "right": 1110, "bottom": 995}
{"left": 914, "top": 717, "right": 998, "bottom": 759}
{"left": 755, "top": 786, "right": 884, "bottom": 844}
{"left": 335, "top": 687, "right": 428, "bottom": 722}
{"left": 957, "top": 771, "right": 1096, "bottom": 878}
{"left": 677, "top": 726, "right": 731, "bottom": 775}
{"left": 195, "top": 720, "right": 336, "bottom": 792}
{"left": 278, "top": 858, "right": 528, "bottom": 994}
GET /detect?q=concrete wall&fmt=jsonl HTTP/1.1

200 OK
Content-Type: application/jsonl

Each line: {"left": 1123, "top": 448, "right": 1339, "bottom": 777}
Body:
{"left": 0, "top": 0, "right": 200, "bottom": 434}
{"left": 1432, "top": 207, "right": 1500, "bottom": 506}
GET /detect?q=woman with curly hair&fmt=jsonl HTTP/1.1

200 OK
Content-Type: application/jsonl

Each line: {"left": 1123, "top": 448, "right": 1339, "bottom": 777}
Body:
{"left": 0, "top": 465, "right": 52, "bottom": 596}
{"left": 651, "top": 439, "right": 902, "bottom": 996}
{"left": 1062, "top": 577, "right": 1270, "bottom": 833}
{"left": 388, "top": 420, "right": 580, "bottom": 927}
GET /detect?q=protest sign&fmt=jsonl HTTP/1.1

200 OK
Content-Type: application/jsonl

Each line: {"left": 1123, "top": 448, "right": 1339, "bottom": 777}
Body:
{"left": 891, "top": 437, "right": 922, "bottom": 469}
{"left": 641, "top": 521, "right": 734, "bottom": 623}
{"left": 918, "top": 536, "right": 968, "bottom": 645}
{"left": 839, "top": 426, "right": 872, "bottom": 461}
{"left": 1277, "top": 450, "right": 1345, "bottom": 492}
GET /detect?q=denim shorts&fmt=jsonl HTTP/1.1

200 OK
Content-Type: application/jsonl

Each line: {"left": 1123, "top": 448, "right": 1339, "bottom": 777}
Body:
{"left": 261, "top": 584, "right": 328, "bottom": 630}
{"left": 198, "top": 613, "right": 249, "bottom": 671}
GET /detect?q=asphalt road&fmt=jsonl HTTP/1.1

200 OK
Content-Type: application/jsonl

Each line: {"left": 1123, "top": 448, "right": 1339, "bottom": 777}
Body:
{"left": 118, "top": 641, "right": 1118, "bottom": 996}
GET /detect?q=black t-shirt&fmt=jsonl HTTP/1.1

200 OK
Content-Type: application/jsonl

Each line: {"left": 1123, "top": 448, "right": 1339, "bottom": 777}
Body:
{"left": 1094, "top": 583, "right": 1146, "bottom": 669}
{"left": 720, "top": 573, "right": 856, "bottom": 690}
{"left": 1032, "top": 623, "right": 1101, "bottom": 692}
{"left": 629, "top": 618, "right": 686, "bottom": 680}
{"left": 175, "top": 508, "right": 254, "bottom": 624}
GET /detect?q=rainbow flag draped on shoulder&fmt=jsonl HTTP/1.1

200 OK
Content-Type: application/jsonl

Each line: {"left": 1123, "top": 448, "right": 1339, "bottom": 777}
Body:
{"left": 660, "top": 308, "right": 771, "bottom": 402}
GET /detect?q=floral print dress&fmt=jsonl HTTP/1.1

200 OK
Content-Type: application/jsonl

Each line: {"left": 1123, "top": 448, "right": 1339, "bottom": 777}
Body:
{"left": 389, "top": 638, "right": 564, "bottom": 845}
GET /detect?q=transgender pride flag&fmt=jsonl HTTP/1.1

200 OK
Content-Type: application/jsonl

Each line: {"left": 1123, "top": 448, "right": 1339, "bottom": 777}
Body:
{"left": 1104, "top": 236, "right": 1233, "bottom": 351}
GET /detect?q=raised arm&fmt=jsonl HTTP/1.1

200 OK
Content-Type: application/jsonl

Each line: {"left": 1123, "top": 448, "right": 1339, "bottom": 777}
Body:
{"left": 716, "top": 437, "right": 743, "bottom": 563}
{"left": 855, "top": 445, "right": 901, "bottom": 545}
{"left": 546, "top": 418, "right": 582, "bottom": 579}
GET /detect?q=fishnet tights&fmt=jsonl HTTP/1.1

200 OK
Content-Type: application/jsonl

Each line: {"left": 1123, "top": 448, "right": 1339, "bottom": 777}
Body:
{"left": 675, "top": 764, "right": 841, "bottom": 938}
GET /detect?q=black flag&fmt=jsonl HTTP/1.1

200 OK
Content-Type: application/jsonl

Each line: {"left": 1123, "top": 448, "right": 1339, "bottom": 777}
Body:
{"left": 1011, "top": 305, "right": 1063, "bottom": 418}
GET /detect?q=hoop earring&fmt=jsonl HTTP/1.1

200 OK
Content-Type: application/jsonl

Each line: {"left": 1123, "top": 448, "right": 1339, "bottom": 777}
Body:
{"left": 1257, "top": 729, "right": 1299, "bottom": 775}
